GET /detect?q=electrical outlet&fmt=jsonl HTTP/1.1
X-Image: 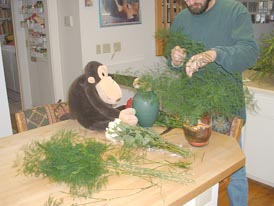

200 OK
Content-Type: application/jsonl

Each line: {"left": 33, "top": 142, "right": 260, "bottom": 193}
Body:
{"left": 102, "top": 43, "right": 111, "bottom": 53}
{"left": 96, "top": 44, "right": 101, "bottom": 54}
{"left": 113, "top": 42, "right": 121, "bottom": 52}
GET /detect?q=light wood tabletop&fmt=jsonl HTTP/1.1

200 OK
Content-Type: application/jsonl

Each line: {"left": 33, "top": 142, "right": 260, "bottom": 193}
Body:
{"left": 0, "top": 119, "right": 245, "bottom": 206}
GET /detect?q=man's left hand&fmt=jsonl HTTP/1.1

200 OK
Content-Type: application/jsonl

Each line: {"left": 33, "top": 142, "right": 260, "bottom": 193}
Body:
{"left": 185, "top": 50, "right": 217, "bottom": 77}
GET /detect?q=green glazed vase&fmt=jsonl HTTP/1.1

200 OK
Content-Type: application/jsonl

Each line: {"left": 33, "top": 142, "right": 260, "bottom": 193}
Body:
{"left": 132, "top": 91, "right": 159, "bottom": 127}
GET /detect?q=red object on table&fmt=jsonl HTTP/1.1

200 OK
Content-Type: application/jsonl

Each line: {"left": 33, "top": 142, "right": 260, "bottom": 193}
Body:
{"left": 125, "top": 98, "right": 133, "bottom": 108}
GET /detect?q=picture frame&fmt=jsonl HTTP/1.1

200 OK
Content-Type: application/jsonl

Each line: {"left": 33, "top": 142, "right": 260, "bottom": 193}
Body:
{"left": 99, "top": 0, "right": 141, "bottom": 27}
{"left": 85, "top": 0, "right": 92, "bottom": 7}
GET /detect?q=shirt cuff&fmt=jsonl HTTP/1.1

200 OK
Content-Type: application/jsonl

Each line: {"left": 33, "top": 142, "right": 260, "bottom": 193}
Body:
{"left": 171, "top": 61, "right": 184, "bottom": 68}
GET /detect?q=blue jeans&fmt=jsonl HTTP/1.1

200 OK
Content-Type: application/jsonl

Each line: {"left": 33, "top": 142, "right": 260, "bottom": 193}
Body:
{"left": 227, "top": 137, "right": 248, "bottom": 206}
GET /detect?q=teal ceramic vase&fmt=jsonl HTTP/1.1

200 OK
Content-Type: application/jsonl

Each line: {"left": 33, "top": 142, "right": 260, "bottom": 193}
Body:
{"left": 132, "top": 91, "right": 159, "bottom": 127}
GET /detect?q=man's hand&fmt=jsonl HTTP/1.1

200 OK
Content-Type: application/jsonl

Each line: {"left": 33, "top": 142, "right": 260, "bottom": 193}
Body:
{"left": 171, "top": 46, "right": 187, "bottom": 67}
{"left": 186, "top": 50, "right": 217, "bottom": 77}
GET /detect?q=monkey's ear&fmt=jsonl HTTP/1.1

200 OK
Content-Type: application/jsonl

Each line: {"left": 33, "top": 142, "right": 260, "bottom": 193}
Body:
{"left": 88, "top": 76, "right": 95, "bottom": 84}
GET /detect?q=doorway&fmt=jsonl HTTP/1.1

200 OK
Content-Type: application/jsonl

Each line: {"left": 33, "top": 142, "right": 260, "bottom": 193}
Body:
{"left": 0, "top": 2, "right": 22, "bottom": 116}
{"left": 2, "top": 45, "right": 22, "bottom": 114}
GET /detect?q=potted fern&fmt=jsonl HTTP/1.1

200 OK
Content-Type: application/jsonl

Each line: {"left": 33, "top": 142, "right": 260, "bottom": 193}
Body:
{"left": 112, "top": 30, "right": 252, "bottom": 146}
{"left": 252, "top": 31, "right": 274, "bottom": 78}
{"left": 245, "top": 31, "right": 274, "bottom": 89}
{"left": 136, "top": 63, "right": 247, "bottom": 145}
{"left": 135, "top": 30, "right": 251, "bottom": 146}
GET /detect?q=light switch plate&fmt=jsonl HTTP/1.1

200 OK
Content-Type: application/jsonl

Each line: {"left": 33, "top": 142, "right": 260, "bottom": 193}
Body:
{"left": 96, "top": 44, "right": 101, "bottom": 54}
{"left": 64, "top": 16, "right": 73, "bottom": 27}
{"left": 102, "top": 43, "right": 111, "bottom": 53}
{"left": 113, "top": 42, "right": 121, "bottom": 52}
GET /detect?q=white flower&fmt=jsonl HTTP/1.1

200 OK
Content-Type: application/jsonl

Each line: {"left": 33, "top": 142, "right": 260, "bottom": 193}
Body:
{"left": 116, "top": 126, "right": 122, "bottom": 132}
{"left": 113, "top": 118, "right": 121, "bottom": 125}
{"left": 105, "top": 119, "right": 123, "bottom": 143}
{"left": 105, "top": 131, "right": 112, "bottom": 141}
{"left": 108, "top": 121, "right": 116, "bottom": 130}
{"left": 133, "top": 78, "right": 140, "bottom": 89}
{"left": 105, "top": 130, "right": 118, "bottom": 143}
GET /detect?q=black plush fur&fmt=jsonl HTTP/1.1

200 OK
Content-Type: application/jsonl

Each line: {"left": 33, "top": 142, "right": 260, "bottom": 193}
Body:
{"left": 68, "top": 61, "right": 121, "bottom": 130}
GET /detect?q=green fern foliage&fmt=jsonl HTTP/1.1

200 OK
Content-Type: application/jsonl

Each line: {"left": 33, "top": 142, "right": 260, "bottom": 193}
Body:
{"left": 140, "top": 29, "right": 250, "bottom": 126}
{"left": 22, "top": 130, "right": 109, "bottom": 196}
{"left": 253, "top": 31, "right": 274, "bottom": 77}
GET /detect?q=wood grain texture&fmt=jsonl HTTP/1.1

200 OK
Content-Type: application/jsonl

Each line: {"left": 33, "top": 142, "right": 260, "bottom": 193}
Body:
{"left": 0, "top": 120, "right": 245, "bottom": 206}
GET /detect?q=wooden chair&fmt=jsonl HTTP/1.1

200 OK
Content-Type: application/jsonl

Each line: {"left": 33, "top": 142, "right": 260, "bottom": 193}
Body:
{"left": 218, "top": 116, "right": 244, "bottom": 191}
{"left": 14, "top": 101, "right": 69, "bottom": 133}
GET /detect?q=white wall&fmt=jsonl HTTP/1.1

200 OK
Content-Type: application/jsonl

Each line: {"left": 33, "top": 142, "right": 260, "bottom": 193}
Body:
{"left": 51, "top": 1, "right": 274, "bottom": 102}
{"left": 252, "top": 23, "right": 274, "bottom": 45}
{"left": 79, "top": 0, "right": 160, "bottom": 74}
{"left": 56, "top": 0, "right": 162, "bottom": 101}
{"left": 11, "top": 0, "right": 163, "bottom": 106}
{"left": 0, "top": 47, "right": 12, "bottom": 138}
{"left": 11, "top": 0, "right": 32, "bottom": 109}
{"left": 47, "top": 0, "right": 66, "bottom": 102}
{"left": 56, "top": 0, "right": 83, "bottom": 101}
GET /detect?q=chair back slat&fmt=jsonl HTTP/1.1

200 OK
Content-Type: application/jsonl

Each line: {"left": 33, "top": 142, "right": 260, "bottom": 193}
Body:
{"left": 14, "top": 102, "right": 69, "bottom": 133}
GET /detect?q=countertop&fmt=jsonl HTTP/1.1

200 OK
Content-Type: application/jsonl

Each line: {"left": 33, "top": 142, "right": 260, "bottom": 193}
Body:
{"left": 243, "top": 70, "right": 274, "bottom": 92}
{"left": 0, "top": 120, "right": 245, "bottom": 206}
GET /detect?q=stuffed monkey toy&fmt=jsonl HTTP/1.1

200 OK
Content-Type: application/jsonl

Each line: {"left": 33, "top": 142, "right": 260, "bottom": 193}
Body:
{"left": 68, "top": 61, "right": 138, "bottom": 130}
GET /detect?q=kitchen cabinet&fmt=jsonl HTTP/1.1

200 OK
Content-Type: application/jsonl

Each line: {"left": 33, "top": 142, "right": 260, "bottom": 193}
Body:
{"left": 243, "top": 73, "right": 274, "bottom": 187}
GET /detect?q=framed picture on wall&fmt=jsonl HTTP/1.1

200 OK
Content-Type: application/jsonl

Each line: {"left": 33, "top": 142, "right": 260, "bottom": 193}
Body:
{"left": 99, "top": 0, "right": 141, "bottom": 27}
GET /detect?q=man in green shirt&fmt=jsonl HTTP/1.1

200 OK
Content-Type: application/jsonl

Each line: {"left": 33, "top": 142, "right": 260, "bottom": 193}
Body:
{"left": 169, "top": 0, "right": 259, "bottom": 205}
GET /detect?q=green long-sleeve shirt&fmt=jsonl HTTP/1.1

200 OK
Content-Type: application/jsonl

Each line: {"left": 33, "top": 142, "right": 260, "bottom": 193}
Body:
{"left": 170, "top": 0, "right": 259, "bottom": 72}
{"left": 169, "top": 0, "right": 259, "bottom": 122}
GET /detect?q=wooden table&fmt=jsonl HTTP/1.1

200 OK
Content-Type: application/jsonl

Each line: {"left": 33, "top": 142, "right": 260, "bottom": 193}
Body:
{"left": 0, "top": 120, "right": 245, "bottom": 206}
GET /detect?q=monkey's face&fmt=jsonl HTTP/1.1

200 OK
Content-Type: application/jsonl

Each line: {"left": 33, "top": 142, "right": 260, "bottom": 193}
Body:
{"left": 88, "top": 65, "right": 122, "bottom": 105}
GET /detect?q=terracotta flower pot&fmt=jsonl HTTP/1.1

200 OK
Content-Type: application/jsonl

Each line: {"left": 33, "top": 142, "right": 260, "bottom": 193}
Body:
{"left": 183, "top": 116, "right": 212, "bottom": 147}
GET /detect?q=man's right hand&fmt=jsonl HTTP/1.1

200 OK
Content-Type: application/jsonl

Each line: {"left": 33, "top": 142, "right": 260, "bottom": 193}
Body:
{"left": 171, "top": 46, "right": 187, "bottom": 67}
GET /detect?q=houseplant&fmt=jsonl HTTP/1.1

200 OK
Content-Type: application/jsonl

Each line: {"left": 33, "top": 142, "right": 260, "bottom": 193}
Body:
{"left": 247, "top": 31, "right": 274, "bottom": 89}
{"left": 137, "top": 62, "right": 247, "bottom": 125}
{"left": 135, "top": 62, "right": 248, "bottom": 146}
{"left": 252, "top": 31, "right": 274, "bottom": 78}
{"left": 112, "top": 30, "right": 253, "bottom": 146}
{"left": 139, "top": 30, "right": 247, "bottom": 124}
{"left": 135, "top": 30, "right": 252, "bottom": 145}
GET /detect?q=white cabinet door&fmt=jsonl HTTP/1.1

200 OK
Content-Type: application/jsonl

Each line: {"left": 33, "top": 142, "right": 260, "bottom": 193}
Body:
{"left": 2, "top": 45, "right": 20, "bottom": 93}
{"left": 184, "top": 184, "right": 219, "bottom": 206}
{"left": 0, "top": 47, "right": 12, "bottom": 138}
{"left": 243, "top": 87, "right": 274, "bottom": 187}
